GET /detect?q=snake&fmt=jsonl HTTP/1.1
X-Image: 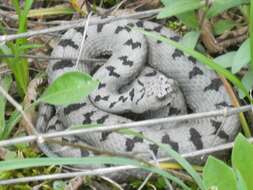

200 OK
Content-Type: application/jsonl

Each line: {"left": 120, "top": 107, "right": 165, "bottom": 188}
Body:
{"left": 36, "top": 17, "right": 240, "bottom": 174}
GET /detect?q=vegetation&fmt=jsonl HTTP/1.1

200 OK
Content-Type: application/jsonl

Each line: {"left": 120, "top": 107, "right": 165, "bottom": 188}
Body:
{"left": 0, "top": 0, "right": 253, "bottom": 189}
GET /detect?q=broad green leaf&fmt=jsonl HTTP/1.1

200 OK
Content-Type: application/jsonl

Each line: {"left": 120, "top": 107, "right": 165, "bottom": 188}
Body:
{"left": 232, "top": 38, "right": 250, "bottom": 73}
{"left": 160, "top": 0, "right": 199, "bottom": 29}
{"left": 18, "top": 43, "right": 43, "bottom": 51}
{"left": 0, "top": 75, "right": 12, "bottom": 138}
{"left": 239, "top": 70, "right": 253, "bottom": 98}
{"left": 235, "top": 169, "right": 249, "bottom": 190}
{"left": 207, "top": 0, "right": 249, "bottom": 18}
{"left": 203, "top": 156, "right": 237, "bottom": 190}
{"left": 137, "top": 28, "right": 250, "bottom": 100}
{"left": 157, "top": 0, "right": 203, "bottom": 19}
{"left": 249, "top": 0, "right": 253, "bottom": 74}
{"left": 232, "top": 134, "right": 253, "bottom": 190}
{"left": 38, "top": 72, "right": 99, "bottom": 105}
{"left": 160, "top": 0, "right": 174, "bottom": 6}
{"left": 177, "top": 11, "right": 199, "bottom": 29}
{"left": 214, "top": 51, "right": 236, "bottom": 68}
{"left": 0, "top": 157, "right": 190, "bottom": 189}
{"left": 213, "top": 20, "right": 236, "bottom": 35}
{"left": 181, "top": 31, "right": 200, "bottom": 49}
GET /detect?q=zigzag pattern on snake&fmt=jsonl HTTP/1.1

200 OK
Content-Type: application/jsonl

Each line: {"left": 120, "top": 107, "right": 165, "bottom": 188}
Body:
{"left": 36, "top": 18, "right": 240, "bottom": 166}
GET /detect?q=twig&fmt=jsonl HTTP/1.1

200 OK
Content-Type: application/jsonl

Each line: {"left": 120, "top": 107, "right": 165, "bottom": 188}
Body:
{"left": 0, "top": 105, "right": 252, "bottom": 147}
{"left": 0, "top": 54, "right": 106, "bottom": 63}
{"left": 74, "top": 12, "right": 92, "bottom": 69}
{"left": 0, "top": 9, "right": 161, "bottom": 43}
{"left": 1, "top": 137, "right": 253, "bottom": 185}
{"left": 0, "top": 85, "right": 38, "bottom": 135}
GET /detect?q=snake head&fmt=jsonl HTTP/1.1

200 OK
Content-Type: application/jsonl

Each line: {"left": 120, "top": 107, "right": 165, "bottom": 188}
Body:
{"left": 134, "top": 68, "right": 180, "bottom": 112}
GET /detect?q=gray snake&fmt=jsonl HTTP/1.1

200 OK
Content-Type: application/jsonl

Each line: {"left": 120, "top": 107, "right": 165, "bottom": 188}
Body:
{"left": 36, "top": 18, "right": 240, "bottom": 172}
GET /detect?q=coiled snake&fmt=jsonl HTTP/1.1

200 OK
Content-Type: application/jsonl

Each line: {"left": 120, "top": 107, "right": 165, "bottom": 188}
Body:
{"left": 36, "top": 18, "right": 240, "bottom": 173}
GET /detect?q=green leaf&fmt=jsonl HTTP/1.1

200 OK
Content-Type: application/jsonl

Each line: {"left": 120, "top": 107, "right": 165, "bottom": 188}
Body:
{"left": 181, "top": 31, "right": 200, "bottom": 49}
{"left": 157, "top": 0, "right": 203, "bottom": 19}
{"left": 232, "top": 134, "right": 253, "bottom": 190}
{"left": 239, "top": 70, "right": 253, "bottom": 98}
{"left": 214, "top": 51, "right": 236, "bottom": 68}
{"left": 235, "top": 169, "right": 249, "bottom": 190}
{"left": 177, "top": 11, "right": 199, "bottom": 29}
{"left": 0, "top": 75, "right": 12, "bottom": 139}
{"left": 249, "top": 0, "right": 253, "bottom": 75}
{"left": 213, "top": 20, "right": 236, "bottom": 35}
{"left": 232, "top": 38, "right": 250, "bottom": 73}
{"left": 0, "top": 157, "right": 190, "bottom": 189}
{"left": 207, "top": 0, "right": 249, "bottom": 18}
{"left": 38, "top": 72, "right": 99, "bottom": 105}
{"left": 203, "top": 156, "right": 237, "bottom": 190}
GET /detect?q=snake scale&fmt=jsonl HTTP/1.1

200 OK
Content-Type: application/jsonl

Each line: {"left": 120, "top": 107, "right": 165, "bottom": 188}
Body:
{"left": 36, "top": 17, "right": 240, "bottom": 173}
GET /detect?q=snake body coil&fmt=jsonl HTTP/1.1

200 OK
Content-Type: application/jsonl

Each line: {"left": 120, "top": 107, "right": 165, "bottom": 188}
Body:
{"left": 36, "top": 18, "right": 240, "bottom": 171}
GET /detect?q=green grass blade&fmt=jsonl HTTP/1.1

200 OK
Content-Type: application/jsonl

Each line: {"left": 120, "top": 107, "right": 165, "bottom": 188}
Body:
{"left": 0, "top": 75, "right": 12, "bottom": 139}
{"left": 0, "top": 157, "right": 190, "bottom": 189}
{"left": 250, "top": 0, "right": 253, "bottom": 73}
{"left": 137, "top": 29, "right": 251, "bottom": 102}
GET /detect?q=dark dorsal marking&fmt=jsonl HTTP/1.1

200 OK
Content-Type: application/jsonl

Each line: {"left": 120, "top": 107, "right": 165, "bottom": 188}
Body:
{"left": 52, "top": 60, "right": 74, "bottom": 71}
{"left": 64, "top": 103, "right": 87, "bottom": 115}
{"left": 188, "top": 56, "right": 197, "bottom": 64}
{"left": 74, "top": 27, "right": 84, "bottom": 33}
{"left": 149, "top": 144, "right": 159, "bottom": 156}
{"left": 210, "top": 119, "right": 222, "bottom": 130}
{"left": 124, "top": 39, "right": 142, "bottom": 49}
{"left": 153, "top": 25, "right": 163, "bottom": 33}
{"left": 94, "top": 95, "right": 109, "bottom": 102}
{"left": 168, "top": 107, "right": 181, "bottom": 116}
{"left": 137, "top": 79, "right": 144, "bottom": 87}
{"left": 118, "top": 96, "right": 128, "bottom": 103}
{"left": 98, "top": 83, "right": 106, "bottom": 89}
{"left": 58, "top": 39, "right": 79, "bottom": 49}
{"left": 144, "top": 70, "right": 157, "bottom": 77}
{"left": 125, "top": 138, "right": 135, "bottom": 152}
{"left": 189, "top": 128, "right": 203, "bottom": 149}
{"left": 106, "top": 66, "right": 120, "bottom": 78}
{"left": 218, "top": 131, "right": 229, "bottom": 140}
{"left": 172, "top": 49, "right": 184, "bottom": 59}
{"left": 96, "top": 115, "right": 109, "bottom": 124}
{"left": 115, "top": 26, "right": 131, "bottom": 34}
{"left": 127, "top": 23, "right": 135, "bottom": 27}
{"left": 161, "top": 134, "right": 179, "bottom": 151}
{"left": 189, "top": 66, "right": 204, "bottom": 79}
{"left": 215, "top": 101, "right": 230, "bottom": 109}
{"left": 82, "top": 111, "right": 95, "bottom": 124}
{"left": 118, "top": 56, "right": 133, "bottom": 67}
{"left": 135, "top": 20, "right": 144, "bottom": 27}
{"left": 129, "top": 88, "right": 135, "bottom": 101}
{"left": 170, "top": 35, "right": 180, "bottom": 42}
{"left": 100, "top": 131, "right": 112, "bottom": 141}
{"left": 81, "top": 150, "right": 90, "bottom": 157}
{"left": 210, "top": 120, "right": 229, "bottom": 140}
{"left": 109, "top": 101, "right": 117, "bottom": 108}
{"left": 97, "top": 23, "right": 105, "bottom": 33}
{"left": 204, "top": 79, "right": 223, "bottom": 92}
{"left": 133, "top": 136, "right": 143, "bottom": 143}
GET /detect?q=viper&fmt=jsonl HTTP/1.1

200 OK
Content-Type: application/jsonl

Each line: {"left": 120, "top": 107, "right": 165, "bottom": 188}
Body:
{"left": 36, "top": 18, "right": 239, "bottom": 173}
